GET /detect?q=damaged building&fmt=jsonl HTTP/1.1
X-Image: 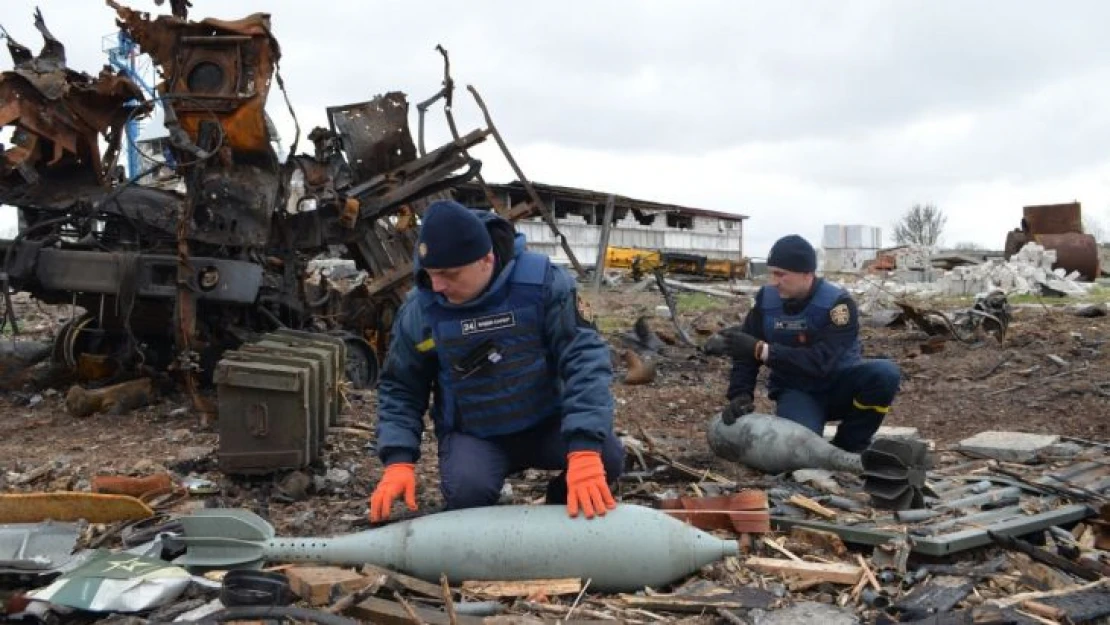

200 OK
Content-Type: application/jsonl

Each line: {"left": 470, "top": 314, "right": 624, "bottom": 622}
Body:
{"left": 455, "top": 181, "right": 748, "bottom": 278}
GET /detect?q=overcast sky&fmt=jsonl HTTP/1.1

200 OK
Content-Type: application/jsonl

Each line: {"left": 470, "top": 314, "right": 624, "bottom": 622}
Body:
{"left": 4, "top": 1, "right": 1110, "bottom": 255}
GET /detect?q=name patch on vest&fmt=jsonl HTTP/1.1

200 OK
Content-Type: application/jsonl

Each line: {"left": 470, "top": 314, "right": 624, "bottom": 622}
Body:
{"left": 774, "top": 319, "right": 808, "bottom": 332}
{"left": 461, "top": 312, "right": 516, "bottom": 335}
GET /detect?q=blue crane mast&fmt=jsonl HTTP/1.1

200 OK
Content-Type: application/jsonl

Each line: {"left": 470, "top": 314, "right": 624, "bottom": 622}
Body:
{"left": 103, "top": 31, "right": 157, "bottom": 180}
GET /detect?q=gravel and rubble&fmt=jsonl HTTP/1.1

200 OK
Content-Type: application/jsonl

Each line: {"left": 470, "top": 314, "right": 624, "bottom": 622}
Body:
{"left": 849, "top": 243, "right": 1101, "bottom": 315}
{"left": 0, "top": 285, "right": 1107, "bottom": 623}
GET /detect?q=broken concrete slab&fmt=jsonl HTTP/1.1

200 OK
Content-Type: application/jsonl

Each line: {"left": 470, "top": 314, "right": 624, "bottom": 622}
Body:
{"left": 957, "top": 431, "right": 1061, "bottom": 463}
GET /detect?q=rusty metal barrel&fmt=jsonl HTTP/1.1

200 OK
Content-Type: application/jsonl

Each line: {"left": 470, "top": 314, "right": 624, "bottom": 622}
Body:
{"left": 1005, "top": 230, "right": 1101, "bottom": 280}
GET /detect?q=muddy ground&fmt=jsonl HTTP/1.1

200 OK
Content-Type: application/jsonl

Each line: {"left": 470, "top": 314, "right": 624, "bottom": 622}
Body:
{"left": 0, "top": 286, "right": 1107, "bottom": 540}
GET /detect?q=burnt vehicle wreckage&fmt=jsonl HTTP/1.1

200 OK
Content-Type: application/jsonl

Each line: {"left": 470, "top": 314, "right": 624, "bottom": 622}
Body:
{"left": 0, "top": 2, "right": 560, "bottom": 411}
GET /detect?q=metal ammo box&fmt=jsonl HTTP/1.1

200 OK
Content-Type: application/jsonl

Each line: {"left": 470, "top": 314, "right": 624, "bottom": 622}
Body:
{"left": 215, "top": 331, "right": 345, "bottom": 473}
{"left": 270, "top": 329, "right": 345, "bottom": 425}
{"left": 214, "top": 359, "right": 313, "bottom": 473}
{"left": 220, "top": 346, "right": 325, "bottom": 463}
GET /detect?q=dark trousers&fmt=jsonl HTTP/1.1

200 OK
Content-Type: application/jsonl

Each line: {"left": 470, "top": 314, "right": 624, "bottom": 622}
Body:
{"left": 437, "top": 418, "right": 625, "bottom": 510}
{"left": 772, "top": 359, "right": 901, "bottom": 453}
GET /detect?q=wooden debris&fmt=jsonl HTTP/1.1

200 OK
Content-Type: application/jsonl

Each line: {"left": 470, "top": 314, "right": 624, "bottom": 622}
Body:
{"left": 620, "top": 350, "right": 656, "bottom": 385}
{"left": 988, "top": 530, "right": 1102, "bottom": 581}
{"left": 616, "top": 587, "right": 778, "bottom": 612}
{"left": 989, "top": 578, "right": 1110, "bottom": 609}
{"left": 0, "top": 491, "right": 153, "bottom": 523}
{"left": 517, "top": 600, "right": 616, "bottom": 621}
{"left": 787, "top": 494, "right": 837, "bottom": 519}
{"left": 352, "top": 594, "right": 486, "bottom": 625}
{"left": 440, "top": 574, "right": 459, "bottom": 625}
{"left": 461, "top": 578, "right": 582, "bottom": 598}
{"left": 286, "top": 566, "right": 373, "bottom": 606}
{"left": 11, "top": 463, "right": 54, "bottom": 486}
{"left": 761, "top": 537, "right": 802, "bottom": 561}
{"left": 1010, "top": 553, "right": 1074, "bottom": 591}
{"left": 1021, "top": 600, "right": 1067, "bottom": 621}
{"left": 856, "top": 554, "right": 881, "bottom": 592}
{"left": 64, "top": 377, "right": 153, "bottom": 418}
{"left": 324, "top": 573, "right": 387, "bottom": 614}
{"left": 788, "top": 527, "right": 847, "bottom": 557}
{"left": 746, "top": 557, "right": 863, "bottom": 585}
{"left": 360, "top": 563, "right": 445, "bottom": 598}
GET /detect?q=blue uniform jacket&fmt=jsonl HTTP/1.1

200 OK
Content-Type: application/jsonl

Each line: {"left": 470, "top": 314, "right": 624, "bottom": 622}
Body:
{"left": 727, "top": 278, "right": 861, "bottom": 400}
{"left": 375, "top": 210, "right": 614, "bottom": 466}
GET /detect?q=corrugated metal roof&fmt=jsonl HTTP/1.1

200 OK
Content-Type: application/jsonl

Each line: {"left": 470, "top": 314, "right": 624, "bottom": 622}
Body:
{"left": 455, "top": 181, "right": 747, "bottom": 222}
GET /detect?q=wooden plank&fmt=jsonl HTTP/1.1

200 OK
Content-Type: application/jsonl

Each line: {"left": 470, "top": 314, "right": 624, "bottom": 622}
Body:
{"left": 359, "top": 563, "right": 443, "bottom": 598}
{"left": 460, "top": 578, "right": 582, "bottom": 597}
{"left": 350, "top": 596, "right": 485, "bottom": 625}
{"left": 787, "top": 494, "right": 837, "bottom": 520}
{"left": 617, "top": 588, "right": 777, "bottom": 612}
{"left": 286, "top": 566, "right": 371, "bottom": 606}
{"left": 1021, "top": 600, "right": 1067, "bottom": 622}
{"left": 746, "top": 557, "right": 862, "bottom": 585}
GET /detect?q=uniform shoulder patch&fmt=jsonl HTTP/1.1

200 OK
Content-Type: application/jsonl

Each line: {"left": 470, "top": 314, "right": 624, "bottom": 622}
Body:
{"left": 830, "top": 303, "right": 851, "bottom": 326}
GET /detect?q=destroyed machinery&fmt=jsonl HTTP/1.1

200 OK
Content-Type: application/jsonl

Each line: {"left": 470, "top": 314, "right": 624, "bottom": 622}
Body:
{"left": 0, "top": 3, "right": 499, "bottom": 393}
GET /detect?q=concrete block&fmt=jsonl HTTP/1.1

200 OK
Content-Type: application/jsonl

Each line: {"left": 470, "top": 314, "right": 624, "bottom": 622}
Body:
{"left": 956, "top": 431, "right": 1060, "bottom": 463}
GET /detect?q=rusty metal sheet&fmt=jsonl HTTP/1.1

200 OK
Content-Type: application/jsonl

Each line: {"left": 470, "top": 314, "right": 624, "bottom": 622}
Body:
{"left": 1023, "top": 202, "right": 1083, "bottom": 235}
{"left": 0, "top": 11, "right": 144, "bottom": 184}
{"left": 108, "top": 1, "right": 279, "bottom": 155}
{"left": 327, "top": 92, "right": 417, "bottom": 182}
{"left": 1034, "top": 233, "right": 1101, "bottom": 281}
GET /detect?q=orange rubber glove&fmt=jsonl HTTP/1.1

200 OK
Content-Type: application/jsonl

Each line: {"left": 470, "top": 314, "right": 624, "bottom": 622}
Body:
{"left": 566, "top": 451, "right": 616, "bottom": 519}
{"left": 369, "top": 463, "right": 417, "bottom": 522}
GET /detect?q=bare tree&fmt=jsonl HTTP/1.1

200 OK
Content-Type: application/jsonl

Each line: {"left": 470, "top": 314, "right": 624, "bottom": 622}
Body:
{"left": 953, "top": 241, "right": 985, "bottom": 252}
{"left": 893, "top": 203, "right": 946, "bottom": 248}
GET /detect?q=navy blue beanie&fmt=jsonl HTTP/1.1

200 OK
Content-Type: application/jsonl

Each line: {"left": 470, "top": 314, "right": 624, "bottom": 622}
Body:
{"left": 417, "top": 200, "right": 492, "bottom": 269}
{"left": 767, "top": 234, "right": 817, "bottom": 273}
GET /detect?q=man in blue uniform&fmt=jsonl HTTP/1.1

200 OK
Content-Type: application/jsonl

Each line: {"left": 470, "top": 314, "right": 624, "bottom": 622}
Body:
{"left": 368, "top": 200, "right": 624, "bottom": 522}
{"left": 705, "top": 234, "right": 901, "bottom": 452}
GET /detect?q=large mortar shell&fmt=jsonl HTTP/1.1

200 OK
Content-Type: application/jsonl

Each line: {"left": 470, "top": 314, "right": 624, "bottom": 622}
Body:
{"left": 179, "top": 504, "right": 738, "bottom": 593}
{"left": 706, "top": 412, "right": 863, "bottom": 474}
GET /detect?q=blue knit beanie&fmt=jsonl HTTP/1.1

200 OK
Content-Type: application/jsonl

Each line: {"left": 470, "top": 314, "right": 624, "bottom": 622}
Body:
{"left": 767, "top": 234, "right": 817, "bottom": 273}
{"left": 417, "top": 200, "right": 492, "bottom": 269}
